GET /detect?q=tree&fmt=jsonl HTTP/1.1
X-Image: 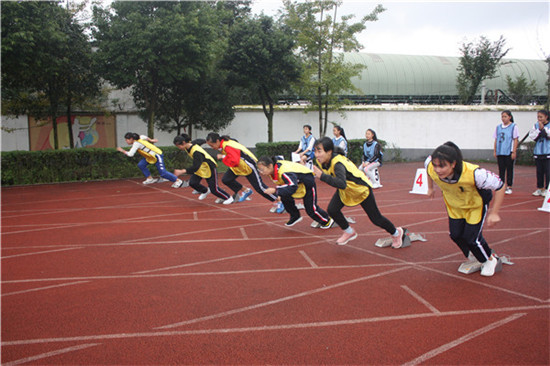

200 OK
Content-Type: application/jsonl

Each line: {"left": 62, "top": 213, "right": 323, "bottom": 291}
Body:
{"left": 456, "top": 35, "right": 510, "bottom": 105}
{"left": 505, "top": 73, "right": 539, "bottom": 105}
{"left": 1, "top": 1, "right": 100, "bottom": 149}
{"left": 283, "top": 0, "right": 384, "bottom": 137}
{"left": 221, "top": 15, "right": 300, "bottom": 142}
{"left": 147, "top": 76, "right": 234, "bottom": 136}
{"left": 92, "top": 1, "right": 220, "bottom": 138}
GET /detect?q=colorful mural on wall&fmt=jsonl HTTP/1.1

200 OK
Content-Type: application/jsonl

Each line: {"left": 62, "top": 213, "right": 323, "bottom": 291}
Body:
{"left": 28, "top": 115, "right": 116, "bottom": 151}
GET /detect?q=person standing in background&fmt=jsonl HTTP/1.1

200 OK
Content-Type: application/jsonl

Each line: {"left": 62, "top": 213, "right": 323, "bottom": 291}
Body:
{"left": 493, "top": 110, "right": 519, "bottom": 194}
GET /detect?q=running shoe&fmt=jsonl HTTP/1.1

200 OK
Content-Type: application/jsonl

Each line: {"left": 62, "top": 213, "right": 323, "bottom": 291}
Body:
{"left": 223, "top": 196, "right": 235, "bottom": 205}
{"left": 198, "top": 188, "right": 210, "bottom": 200}
{"left": 336, "top": 230, "right": 357, "bottom": 245}
{"left": 171, "top": 179, "right": 184, "bottom": 188}
{"left": 143, "top": 177, "right": 158, "bottom": 185}
{"left": 238, "top": 189, "right": 253, "bottom": 202}
{"left": 480, "top": 255, "right": 502, "bottom": 277}
{"left": 319, "top": 217, "right": 334, "bottom": 230}
{"left": 391, "top": 227, "right": 405, "bottom": 248}
{"left": 275, "top": 202, "right": 285, "bottom": 214}
{"left": 285, "top": 216, "right": 303, "bottom": 227}
{"left": 505, "top": 187, "right": 512, "bottom": 195}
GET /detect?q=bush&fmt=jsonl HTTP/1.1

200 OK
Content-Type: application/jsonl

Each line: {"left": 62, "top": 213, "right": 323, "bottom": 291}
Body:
{"left": 1, "top": 146, "right": 191, "bottom": 186}
{"left": 516, "top": 141, "right": 536, "bottom": 166}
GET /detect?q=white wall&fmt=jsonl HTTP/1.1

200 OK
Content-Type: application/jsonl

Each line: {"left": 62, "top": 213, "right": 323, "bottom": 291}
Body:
{"left": 196, "top": 106, "right": 539, "bottom": 151}
{"left": 0, "top": 115, "right": 30, "bottom": 151}
{"left": 2, "top": 106, "right": 541, "bottom": 156}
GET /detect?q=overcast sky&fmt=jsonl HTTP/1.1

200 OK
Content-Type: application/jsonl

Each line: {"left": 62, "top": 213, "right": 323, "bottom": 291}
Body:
{"left": 251, "top": 0, "right": 549, "bottom": 60}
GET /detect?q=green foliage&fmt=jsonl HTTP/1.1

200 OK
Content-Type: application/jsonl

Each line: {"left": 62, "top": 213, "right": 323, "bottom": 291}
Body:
{"left": 92, "top": 1, "right": 223, "bottom": 137}
{"left": 505, "top": 73, "right": 540, "bottom": 105}
{"left": 221, "top": 14, "right": 301, "bottom": 142}
{"left": 456, "top": 35, "right": 510, "bottom": 104}
{"left": 282, "top": 0, "right": 385, "bottom": 136}
{"left": 516, "top": 141, "right": 536, "bottom": 166}
{"left": 1, "top": 1, "right": 101, "bottom": 149}
{"left": 1, "top": 147, "right": 191, "bottom": 186}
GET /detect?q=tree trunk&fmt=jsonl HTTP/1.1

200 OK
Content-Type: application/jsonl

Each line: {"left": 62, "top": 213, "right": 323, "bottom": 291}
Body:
{"left": 67, "top": 91, "right": 74, "bottom": 149}
{"left": 259, "top": 86, "right": 274, "bottom": 142}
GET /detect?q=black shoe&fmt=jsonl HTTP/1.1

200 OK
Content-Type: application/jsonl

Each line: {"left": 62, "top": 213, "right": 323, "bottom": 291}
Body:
{"left": 285, "top": 216, "right": 303, "bottom": 227}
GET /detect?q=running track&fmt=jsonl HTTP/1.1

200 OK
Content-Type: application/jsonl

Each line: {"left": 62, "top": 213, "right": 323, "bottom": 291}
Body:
{"left": 1, "top": 162, "right": 549, "bottom": 365}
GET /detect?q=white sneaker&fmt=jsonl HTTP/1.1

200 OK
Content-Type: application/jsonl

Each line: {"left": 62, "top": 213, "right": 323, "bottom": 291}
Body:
{"left": 171, "top": 179, "right": 184, "bottom": 188}
{"left": 157, "top": 177, "right": 169, "bottom": 183}
{"left": 198, "top": 188, "right": 210, "bottom": 200}
{"left": 532, "top": 189, "right": 544, "bottom": 196}
{"left": 143, "top": 177, "right": 158, "bottom": 185}
{"left": 215, "top": 198, "right": 224, "bottom": 204}
{"left": 505, "top": 187, "right": 512, "bottom": 195}
{"left": 480, "top": 256, "right": 502, "bottom": 277}
{"left": 192, "top": 189, "right": 200, "bottom": 195}
{"left": 310, "top": 220, "right": 321, "bottom": 228}
{"left": 223, "top": 196, "right": 234, "bottom": 205}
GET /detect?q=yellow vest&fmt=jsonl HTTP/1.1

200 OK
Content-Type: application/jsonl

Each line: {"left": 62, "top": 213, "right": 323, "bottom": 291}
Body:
{"left": 427, "top": 161, "right": 483, "bottom": 224}
{"left": 137, "top": 139, "right": 162, "bottom": 164}
{"left": 318, "top": 154, "right": 372, "bottom": 206}
{"left": 187, "top": 144, "right": 217, "bottom": 179}
{"left": 272, "top": 160, "right": 313, "bottom": 199}
{"left": 221, "top": 140, "right": 257, "bottom": 176}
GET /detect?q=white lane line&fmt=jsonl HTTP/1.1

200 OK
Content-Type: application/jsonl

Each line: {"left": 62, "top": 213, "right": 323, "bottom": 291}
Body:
{"left": 299, "top": 250, "right": 318, "bottom": 268}
{"left": 240, "top": 227, "right": 248, "bottom": 240}
{"left": 433, "top": 230, "right": 544, "bottom": 261}
{"left": 133, "top": 241, "right": 322, "bottom": 275}
{"left": 401, "top": 285, "right": 440, "bottom": 314}
{"left": 2, "top": 343, "right": 101, "bottom": 366}
{"left": 2, "top": 281, "right": 90, "bottom": 297}
{"left": 1, "top": 247, "right": 84, "bottom": 259}
{"left": 3, "top": 306, "right": 545, "bottom": 347}
{"left": 414, "top": 265, "right": 547, "bottom": 303}
{"left": 154, "top": 266, "right": 410, "bottom": 330}
{"left": 401, "top": 313, "right": 526, "bottom": 366}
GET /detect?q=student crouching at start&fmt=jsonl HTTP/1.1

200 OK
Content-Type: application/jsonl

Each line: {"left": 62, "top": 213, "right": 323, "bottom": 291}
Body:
{"left": 426, "top": 141, "right": 505, "bottom": 277}
{"left": 312, "top": 137, "right": 407, "bottom": 247}
{"left": 117, "top": 132, "right": 184, "bottom": 188}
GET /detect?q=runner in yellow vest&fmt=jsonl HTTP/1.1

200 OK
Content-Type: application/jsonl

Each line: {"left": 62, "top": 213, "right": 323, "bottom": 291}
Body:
{"left": 313, "top": 137, "right": 407, "bottom": 246}
{"left": 173, "top": 134, "right": 232, "bottom": 204}
{"left": 426, "top": 141, "right": 506, "bottom": 277}
{"left": 257, "top": 156, "right": 334, "bottom": 228}
{"left": 117, "top": 132, "right": 184, "bottom": 187}
{"left": 206, "top": 133, "right": 277, "bottom": 204}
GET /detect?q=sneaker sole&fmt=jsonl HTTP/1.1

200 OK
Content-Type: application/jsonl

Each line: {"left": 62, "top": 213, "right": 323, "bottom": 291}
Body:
{"left": 337, "top": 232, "right": 358, "bottom": 245}
{"left": 285, "top": 217, "right": 303, "bottom": 227}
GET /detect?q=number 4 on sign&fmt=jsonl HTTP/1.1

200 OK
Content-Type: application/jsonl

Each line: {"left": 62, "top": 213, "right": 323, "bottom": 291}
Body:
{"left": 538, "top": 184, "right": 550, "bottom": 213}
{"left": 410, "top": 168, "right": 429, "bottom": 195}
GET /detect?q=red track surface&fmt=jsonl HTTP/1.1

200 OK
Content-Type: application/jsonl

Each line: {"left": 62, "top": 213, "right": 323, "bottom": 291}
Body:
{"left": 1, "top": 162, "right": 549, "bottom": 365}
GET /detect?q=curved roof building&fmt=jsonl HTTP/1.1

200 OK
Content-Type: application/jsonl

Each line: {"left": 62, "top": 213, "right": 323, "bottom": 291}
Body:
{"left": 340, "top": 53, "right": 547, "bottom": 104}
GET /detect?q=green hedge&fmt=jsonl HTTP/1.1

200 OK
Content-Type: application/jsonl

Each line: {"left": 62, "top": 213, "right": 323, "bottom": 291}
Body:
{"left": 1, "top": 146, "right": 191, "bottom": 186}
{"left": 1, "top": 140, "right": 536, "bottom": 186}
{"left": 517, "top": 141, "right": 536, "bottom": 166}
